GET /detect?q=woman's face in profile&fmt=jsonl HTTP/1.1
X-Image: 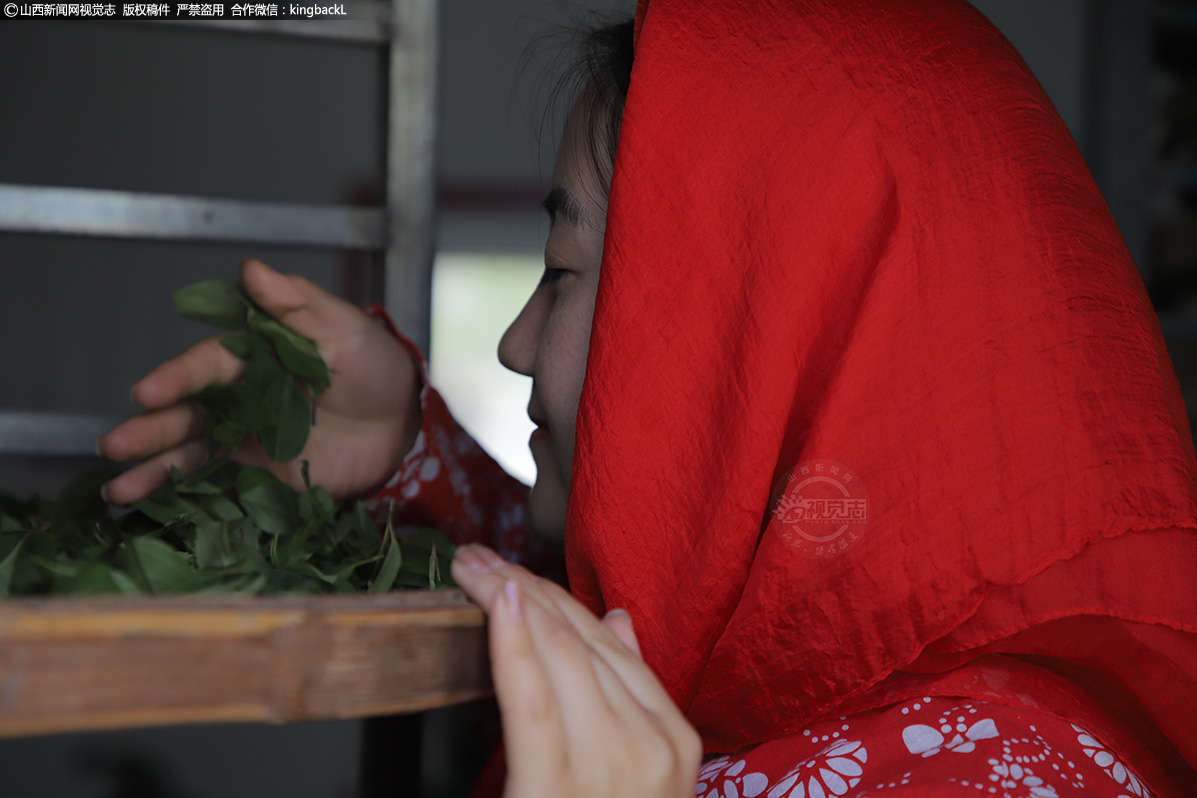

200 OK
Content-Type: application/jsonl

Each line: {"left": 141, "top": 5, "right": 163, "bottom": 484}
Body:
{"left": 498, "top": 99, "right": 608, "bottom": 545}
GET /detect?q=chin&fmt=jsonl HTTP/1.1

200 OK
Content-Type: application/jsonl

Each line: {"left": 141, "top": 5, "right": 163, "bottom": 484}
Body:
{"left": 527, "top": 478, "right": 568, "bottom": 549}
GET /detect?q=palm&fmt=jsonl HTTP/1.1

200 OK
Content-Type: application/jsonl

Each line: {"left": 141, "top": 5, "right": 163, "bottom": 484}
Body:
{"left": 97, "top": 261, "right": 421, "bottom": 506}
{"left": 266, "top": 323, "right": 417, "bottom": 498}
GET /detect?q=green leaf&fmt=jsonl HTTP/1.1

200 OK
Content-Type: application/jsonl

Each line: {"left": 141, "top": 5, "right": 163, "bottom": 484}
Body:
{"left": 235, "top": 468, "right": 298, "bottom": 534}
{"left": 398, "top": 528, "right": 457, "bottom": 587}
{"left": 228, "top": 384, "right": 273, "bottom": 432}
{"left": 0, "top": 277, "right": 463, "bottom": 597}
{"left": 243, "top": 344, "right": 287, "bottom": 395}
{"left": 429, "top": 543, "right": 441, "bottom": 589}
{"left": 262, "top": 569, "right": 320, "bottom": 593}
{"left": 0, "top": 534, "right": 26, "bottom": 596}
{"left": 220, "top": 331, "right": 268, "bottom": 360}
{"left": 119, "top": 537, "right": 204, "bottom": 594}
{"left": 106, "top": 568, "right": 144, "bottom": 596}
{"left": 179, "top": 459, "right": 242, "bottom": 494}
{"left": 134, "top": 490, "right": 195, "bottom": 526}
{"left": 250, "top": 316, "right": 330, "bottom": 391}
{"left": 195, "top": 494, "right": 244, "bottom": 523}
{"left": 369, "top": 532, "right": 402, "bottom": 593}
{"left": 212, "top": 420, "right": 247, "bottom": 450}
{"left": 188, "top": 383, "right": 274, "bottom": 457}
{"left": 394, "top": 571, "right": 437, "bottom": 589}
{"left": 333, "top": 501, "right": 378, "bottom": 555}
{"left": 54, "top": 561, "right": 122, "bottom": 595}
{"left": 10, "top": 531, "right": 60, "bottom": 594}
{"left": 0, "top": 531, "right": 24, "bottom": 561}
{"left": 195, "top": 572, "right": 267, "bottom": 595}
{"left": 229, "top": 517, "right": 264, "bottom": 550}
{"left": 174, "top": 279, "right": 251, "bottom": 330}
{"left": 193, "top": 517, "right": 235, "bottom": 569}
{"left": 258, "top": 375, "right": 311, "bottom": 462}
{"left": 254, "top": 318, "right": 321, "bottom": 360}
{"left": 287, "top": 561, "right": 339, "bottom": 587}
{"left": 29, "top": 554, "right": 78, "bottom": 577}
{"left": 199, "top": 458, "right": 242, "bottom": 487}
{"left": 309, "top": 486, "right": 336, "bottom": 526}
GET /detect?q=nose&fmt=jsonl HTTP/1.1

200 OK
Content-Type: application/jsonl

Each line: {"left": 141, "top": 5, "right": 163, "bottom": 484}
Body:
{"left": 498, "top": 290, "right": 545, "bottom": 378}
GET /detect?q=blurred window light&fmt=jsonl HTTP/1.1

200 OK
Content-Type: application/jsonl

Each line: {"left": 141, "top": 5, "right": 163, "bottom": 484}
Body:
{"left": 429, "top": 252, "right": 542, "bottom": 486}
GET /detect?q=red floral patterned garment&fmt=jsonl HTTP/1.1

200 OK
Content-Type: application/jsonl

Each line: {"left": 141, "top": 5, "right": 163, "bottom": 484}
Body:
{"left": 365, "top": 307, "right": 1176, "bottom": 797}
{"left": 372, "top": 2, "right": 1197, "bottom": 793}
{"left": 697, "top": 693, "right": 1153, "bottom": 798}
{"left": 565, "top": 0, "right": 1197, "bottom": 795}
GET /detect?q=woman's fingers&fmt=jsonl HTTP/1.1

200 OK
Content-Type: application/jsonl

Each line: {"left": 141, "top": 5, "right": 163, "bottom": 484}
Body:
{"left": 97, "top": 403, "right": 206, "bottom": 464}
{"left": 97, "top": 404, "right": 207, "bottom": 505}
{"left": 127, "top": 261, "right": 347, "bottom": 415}
{"left": 489, "top": 580, "right": 644, "bottom": 784}
{"left": 98, "top": 438, "right": 210, "bottom": 506}
{"left": 476, "top": 566, "right": 703, "bottom": 798}
{"left": 488, "top": 581, "right": 568, "bottom": 796}
{"left": 94, "top": 261, "right": 425, "bottom": 506}
{"left": 453, "top": 545, "right": 630, "bottom": 662}
{"left": 452, "top": 545, "right": 682, "bottom": 719}
{"left": 602, "top": 609, "right": 642, "bottom": 658}
{"left": 240, "top": 259, "right": 359, "bottom": 347}
{"left": 129, "top": 335, "right": 246, "bottom": 411}
{"left": 453, "top": 545, "right": 572, "bottom": 624}
{"left": 536, "top": 578, "right": 671, "bottom": 712}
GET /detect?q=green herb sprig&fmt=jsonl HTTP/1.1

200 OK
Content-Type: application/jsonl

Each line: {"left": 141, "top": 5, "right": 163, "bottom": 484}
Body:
{"left": 176, "top": 279, "right": 330, "bottom": 461}
{"left": 0, "top": 279, "right": 455, "bottom": 597}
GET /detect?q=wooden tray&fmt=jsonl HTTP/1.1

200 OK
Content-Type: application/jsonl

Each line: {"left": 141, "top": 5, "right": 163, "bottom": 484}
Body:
{"left": 0, "top": 590, "right": 489, "bottom": 737}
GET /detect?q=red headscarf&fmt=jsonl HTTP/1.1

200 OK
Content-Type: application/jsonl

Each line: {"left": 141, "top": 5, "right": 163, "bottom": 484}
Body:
{"left": 562, "top": 0, "right": 1197, "bottom": 792}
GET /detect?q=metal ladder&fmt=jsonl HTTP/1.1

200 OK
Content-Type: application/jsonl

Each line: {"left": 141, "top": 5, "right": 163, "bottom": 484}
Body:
{"left": 0, "top": 0, "right": 437, "bottom": 458}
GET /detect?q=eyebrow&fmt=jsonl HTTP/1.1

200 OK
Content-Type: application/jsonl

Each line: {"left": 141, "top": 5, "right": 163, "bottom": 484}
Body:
{"left": 541, "top": 186, "right": 587, "bottom": 228}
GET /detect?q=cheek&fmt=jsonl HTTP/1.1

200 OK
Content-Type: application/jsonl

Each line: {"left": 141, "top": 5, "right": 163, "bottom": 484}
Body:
{"left": 539, "top": 292, "right": 596, "bottom": 473}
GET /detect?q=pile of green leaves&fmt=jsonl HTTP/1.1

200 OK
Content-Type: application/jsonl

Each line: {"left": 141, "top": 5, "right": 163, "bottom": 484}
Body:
{"left": 0, "top": 279, "right": 454, "bottom": 597}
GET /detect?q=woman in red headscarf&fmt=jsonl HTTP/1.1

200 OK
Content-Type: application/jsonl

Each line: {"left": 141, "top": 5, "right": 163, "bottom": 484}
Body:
{"left": 101, "top": 0, "right": 1197, "bottom": 795}
{"left": 447, "top": 0, "right": 1197, "bottom": 794}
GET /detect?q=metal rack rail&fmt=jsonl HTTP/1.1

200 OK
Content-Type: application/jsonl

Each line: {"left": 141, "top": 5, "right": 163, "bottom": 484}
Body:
{"left": 0, "top": 0, "right": 437, "bottom": 457}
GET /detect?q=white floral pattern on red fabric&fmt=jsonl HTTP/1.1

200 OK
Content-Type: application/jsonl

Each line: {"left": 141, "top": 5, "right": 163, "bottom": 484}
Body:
{"left": 847, "top": 698, "right": 1162, "bottom": 796}
{"left": 902, "top": 715, "right": 998, "bottom": 757}
{"left": 695, "top": 756, "right": 770, "bottom": 798}
{"left": 1071, "top": 723, "right": 1149, "bottom": 798}
{"left": 766, "top": 739, "right": 868, "bottom": 798}
{"left": 986, "top": 757, "right": 1059, "bottom": 797}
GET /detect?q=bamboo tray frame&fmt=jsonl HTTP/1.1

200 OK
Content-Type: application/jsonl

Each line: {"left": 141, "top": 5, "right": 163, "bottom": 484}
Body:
{"left": 0, "top": 590, "right": 489, "bottom": 738}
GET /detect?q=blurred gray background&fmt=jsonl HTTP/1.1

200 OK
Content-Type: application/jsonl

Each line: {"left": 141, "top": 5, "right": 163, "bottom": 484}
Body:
{"left": 1, "top": 1, "right": 1193, "bottom": 796}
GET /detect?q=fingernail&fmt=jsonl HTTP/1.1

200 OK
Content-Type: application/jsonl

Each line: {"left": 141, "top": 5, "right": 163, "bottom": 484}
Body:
{"left": 93, "top": 438, "right": 103, "bottom": 458}
{"left": 475, "top": 545, "right": 507, "bottom": 569}
{"left": 505, "top": 580, "right": 523, "bottom": 622}
{"left": 605, "top": 608, "right": 630, "bottom": 621}
{"left": 99, "top": 482, "right": 111, "bottom": 505}
{"left": 456, "top": 545, "right": 493, "bottom": 574}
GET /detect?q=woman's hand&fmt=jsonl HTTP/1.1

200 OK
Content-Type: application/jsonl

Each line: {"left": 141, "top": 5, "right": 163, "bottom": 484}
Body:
{"left": 96, "top": 259, "right": 422, "bottom": 504}
{"left": 451, "top": 544, "right": 702, "bottom": 798}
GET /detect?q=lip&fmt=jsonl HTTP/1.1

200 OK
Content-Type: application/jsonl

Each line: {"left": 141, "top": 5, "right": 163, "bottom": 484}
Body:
{"left": 530, "top": 427, "right": 549, "bottom": 445}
